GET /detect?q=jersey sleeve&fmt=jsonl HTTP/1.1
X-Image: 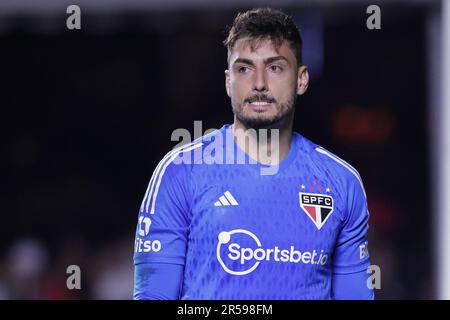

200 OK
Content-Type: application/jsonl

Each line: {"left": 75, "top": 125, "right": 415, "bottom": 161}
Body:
{"left": 133, "top": 150, "right": 194, "bottom": 266}
{"left": 134, "top": 262, "right": 184, "bottom": 300}
{"left": 332, "top": 173, "right": 371, "bottom": 274}
{"left": 332, "top": 270, "right": 374, "bottom": 300}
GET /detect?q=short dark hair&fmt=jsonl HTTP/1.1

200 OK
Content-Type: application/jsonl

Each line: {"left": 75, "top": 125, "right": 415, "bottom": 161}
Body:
{"left": 223, "top": 8, "right": 303, "bottom": 66}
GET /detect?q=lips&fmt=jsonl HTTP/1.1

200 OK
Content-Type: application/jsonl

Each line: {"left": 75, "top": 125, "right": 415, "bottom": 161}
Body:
{"left": 247, "top": 101, "right": 273, "bottom": 111}
{"left": 250, "top": 101, "right": 272, "bottom": 106}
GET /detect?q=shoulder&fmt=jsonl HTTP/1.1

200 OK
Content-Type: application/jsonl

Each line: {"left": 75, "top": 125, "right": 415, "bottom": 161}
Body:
{"left": 297, "top": 134, "right": 366, "bottom": 197}
{"left": 154, "top": 127, "right": 223, "bottom": 178}
{"left": 316, "top": 146, "right": 363, "bottom": 187}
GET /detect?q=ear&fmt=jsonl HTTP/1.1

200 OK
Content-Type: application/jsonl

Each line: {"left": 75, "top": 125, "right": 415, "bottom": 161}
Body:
{"left": 225, "top": 69, "right": 231, "bottom": 97}
{"left": 297, "top": 65, "right": 309, "bottom": 95}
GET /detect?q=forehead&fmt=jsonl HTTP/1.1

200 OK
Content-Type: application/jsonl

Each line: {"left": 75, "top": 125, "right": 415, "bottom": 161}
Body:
{"left": 228, "top": 37, "right": 296, "bottom": 64}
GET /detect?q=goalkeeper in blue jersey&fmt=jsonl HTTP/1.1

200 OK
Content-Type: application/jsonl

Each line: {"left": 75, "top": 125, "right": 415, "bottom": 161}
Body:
{"left": 133, "top": 7, "right": 374, "bottom": 300}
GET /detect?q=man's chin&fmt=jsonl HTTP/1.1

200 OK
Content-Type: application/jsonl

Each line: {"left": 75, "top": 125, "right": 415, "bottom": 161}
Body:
{"left": 236, "top": 114, "right": 283, "bottom": 130}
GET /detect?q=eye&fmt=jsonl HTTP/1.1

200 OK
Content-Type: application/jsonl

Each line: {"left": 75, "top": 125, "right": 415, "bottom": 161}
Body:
{"left": 269, "top": 65, "right": 283, "bottom": 72}
{"left": 238, "top": 66, "right": 249, "bottom": 73}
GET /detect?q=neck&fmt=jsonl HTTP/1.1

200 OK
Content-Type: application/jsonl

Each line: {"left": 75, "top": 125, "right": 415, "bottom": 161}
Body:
{"left": 233, "top": 115, "right": 294, "bottom": 165}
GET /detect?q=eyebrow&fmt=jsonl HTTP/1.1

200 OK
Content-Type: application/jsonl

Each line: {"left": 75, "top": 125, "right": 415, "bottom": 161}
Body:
{"left": 233, "top": 56, "right": 289, "bottom": 67}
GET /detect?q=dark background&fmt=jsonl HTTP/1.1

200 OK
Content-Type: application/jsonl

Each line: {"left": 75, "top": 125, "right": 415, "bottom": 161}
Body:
{"left": 0, "top": 3, "right": 432, "bottom": 299}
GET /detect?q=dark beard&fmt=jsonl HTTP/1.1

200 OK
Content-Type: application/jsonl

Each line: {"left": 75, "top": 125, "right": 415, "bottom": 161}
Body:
{"left": 233, "top": 94, "right": 297, "bottom": 130}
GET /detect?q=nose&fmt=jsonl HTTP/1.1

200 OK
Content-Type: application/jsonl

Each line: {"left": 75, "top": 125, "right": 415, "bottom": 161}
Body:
{"left": 253, "top": 68, "right": 268, "bottom": 92}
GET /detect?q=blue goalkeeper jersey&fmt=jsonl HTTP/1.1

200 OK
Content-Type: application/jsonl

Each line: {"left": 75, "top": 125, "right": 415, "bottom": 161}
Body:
{"left": 133, "top": 124, "right": 371, "bottom": 299}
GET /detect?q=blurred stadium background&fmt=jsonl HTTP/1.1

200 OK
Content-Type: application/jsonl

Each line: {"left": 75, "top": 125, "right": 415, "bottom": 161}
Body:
{"left": 1, "top": 0, "right": 449, "bottom": 299}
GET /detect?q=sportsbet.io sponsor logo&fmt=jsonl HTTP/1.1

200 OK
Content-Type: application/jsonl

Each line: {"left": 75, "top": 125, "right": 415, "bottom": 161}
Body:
{"left": 216, "top": 229, "right": 329, "bottom": 276}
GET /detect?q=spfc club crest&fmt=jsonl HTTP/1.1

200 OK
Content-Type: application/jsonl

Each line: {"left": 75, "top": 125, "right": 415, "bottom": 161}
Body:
{"left": 299, "top": 192, "right": 334, "bottom": 230}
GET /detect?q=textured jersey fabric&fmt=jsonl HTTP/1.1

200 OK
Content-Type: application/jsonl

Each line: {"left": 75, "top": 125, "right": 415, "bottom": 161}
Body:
{"left": 133, "top": 124, "right": 372, "bottom": 299}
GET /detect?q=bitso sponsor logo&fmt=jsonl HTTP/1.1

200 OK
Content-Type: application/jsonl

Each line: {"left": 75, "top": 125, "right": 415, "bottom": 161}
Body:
{"left": 135, "top": 215, "right": 161, "bottom": 253}
{"left": 138, "top": 216, "right": 152, "bottom": 236}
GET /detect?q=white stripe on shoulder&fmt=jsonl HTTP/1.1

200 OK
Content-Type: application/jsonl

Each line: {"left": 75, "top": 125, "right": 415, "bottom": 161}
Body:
{"left": 141, "top": 141, "right": 196, "bottom": 212}
{"left": 141, "top": 140, "right": 202, "bottom": 213}
{"left": 149, "top": 142, "right": 203, "bottom": 214}
{"left": 314, "top": 147, "right": 366, "bottom": 198}
{"left": 141, "top": 129, "right": 219, "bottom": 213}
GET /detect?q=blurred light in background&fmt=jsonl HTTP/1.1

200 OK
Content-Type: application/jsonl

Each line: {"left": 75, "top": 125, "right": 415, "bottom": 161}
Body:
{"left": 333, "top": 105, "right": 395, "bottom": 145}
{"left": 435, "top": 0, "right": 450, "bottom": 300}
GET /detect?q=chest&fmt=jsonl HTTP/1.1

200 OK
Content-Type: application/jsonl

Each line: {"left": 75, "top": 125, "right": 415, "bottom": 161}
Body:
{"left": 189, "top": 172, "right": 345, "bottom": 252}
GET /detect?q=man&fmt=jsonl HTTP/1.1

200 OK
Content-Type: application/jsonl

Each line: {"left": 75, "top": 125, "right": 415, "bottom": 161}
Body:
{"left": 133, "top": 8, "right": 374, "bottom": 299}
